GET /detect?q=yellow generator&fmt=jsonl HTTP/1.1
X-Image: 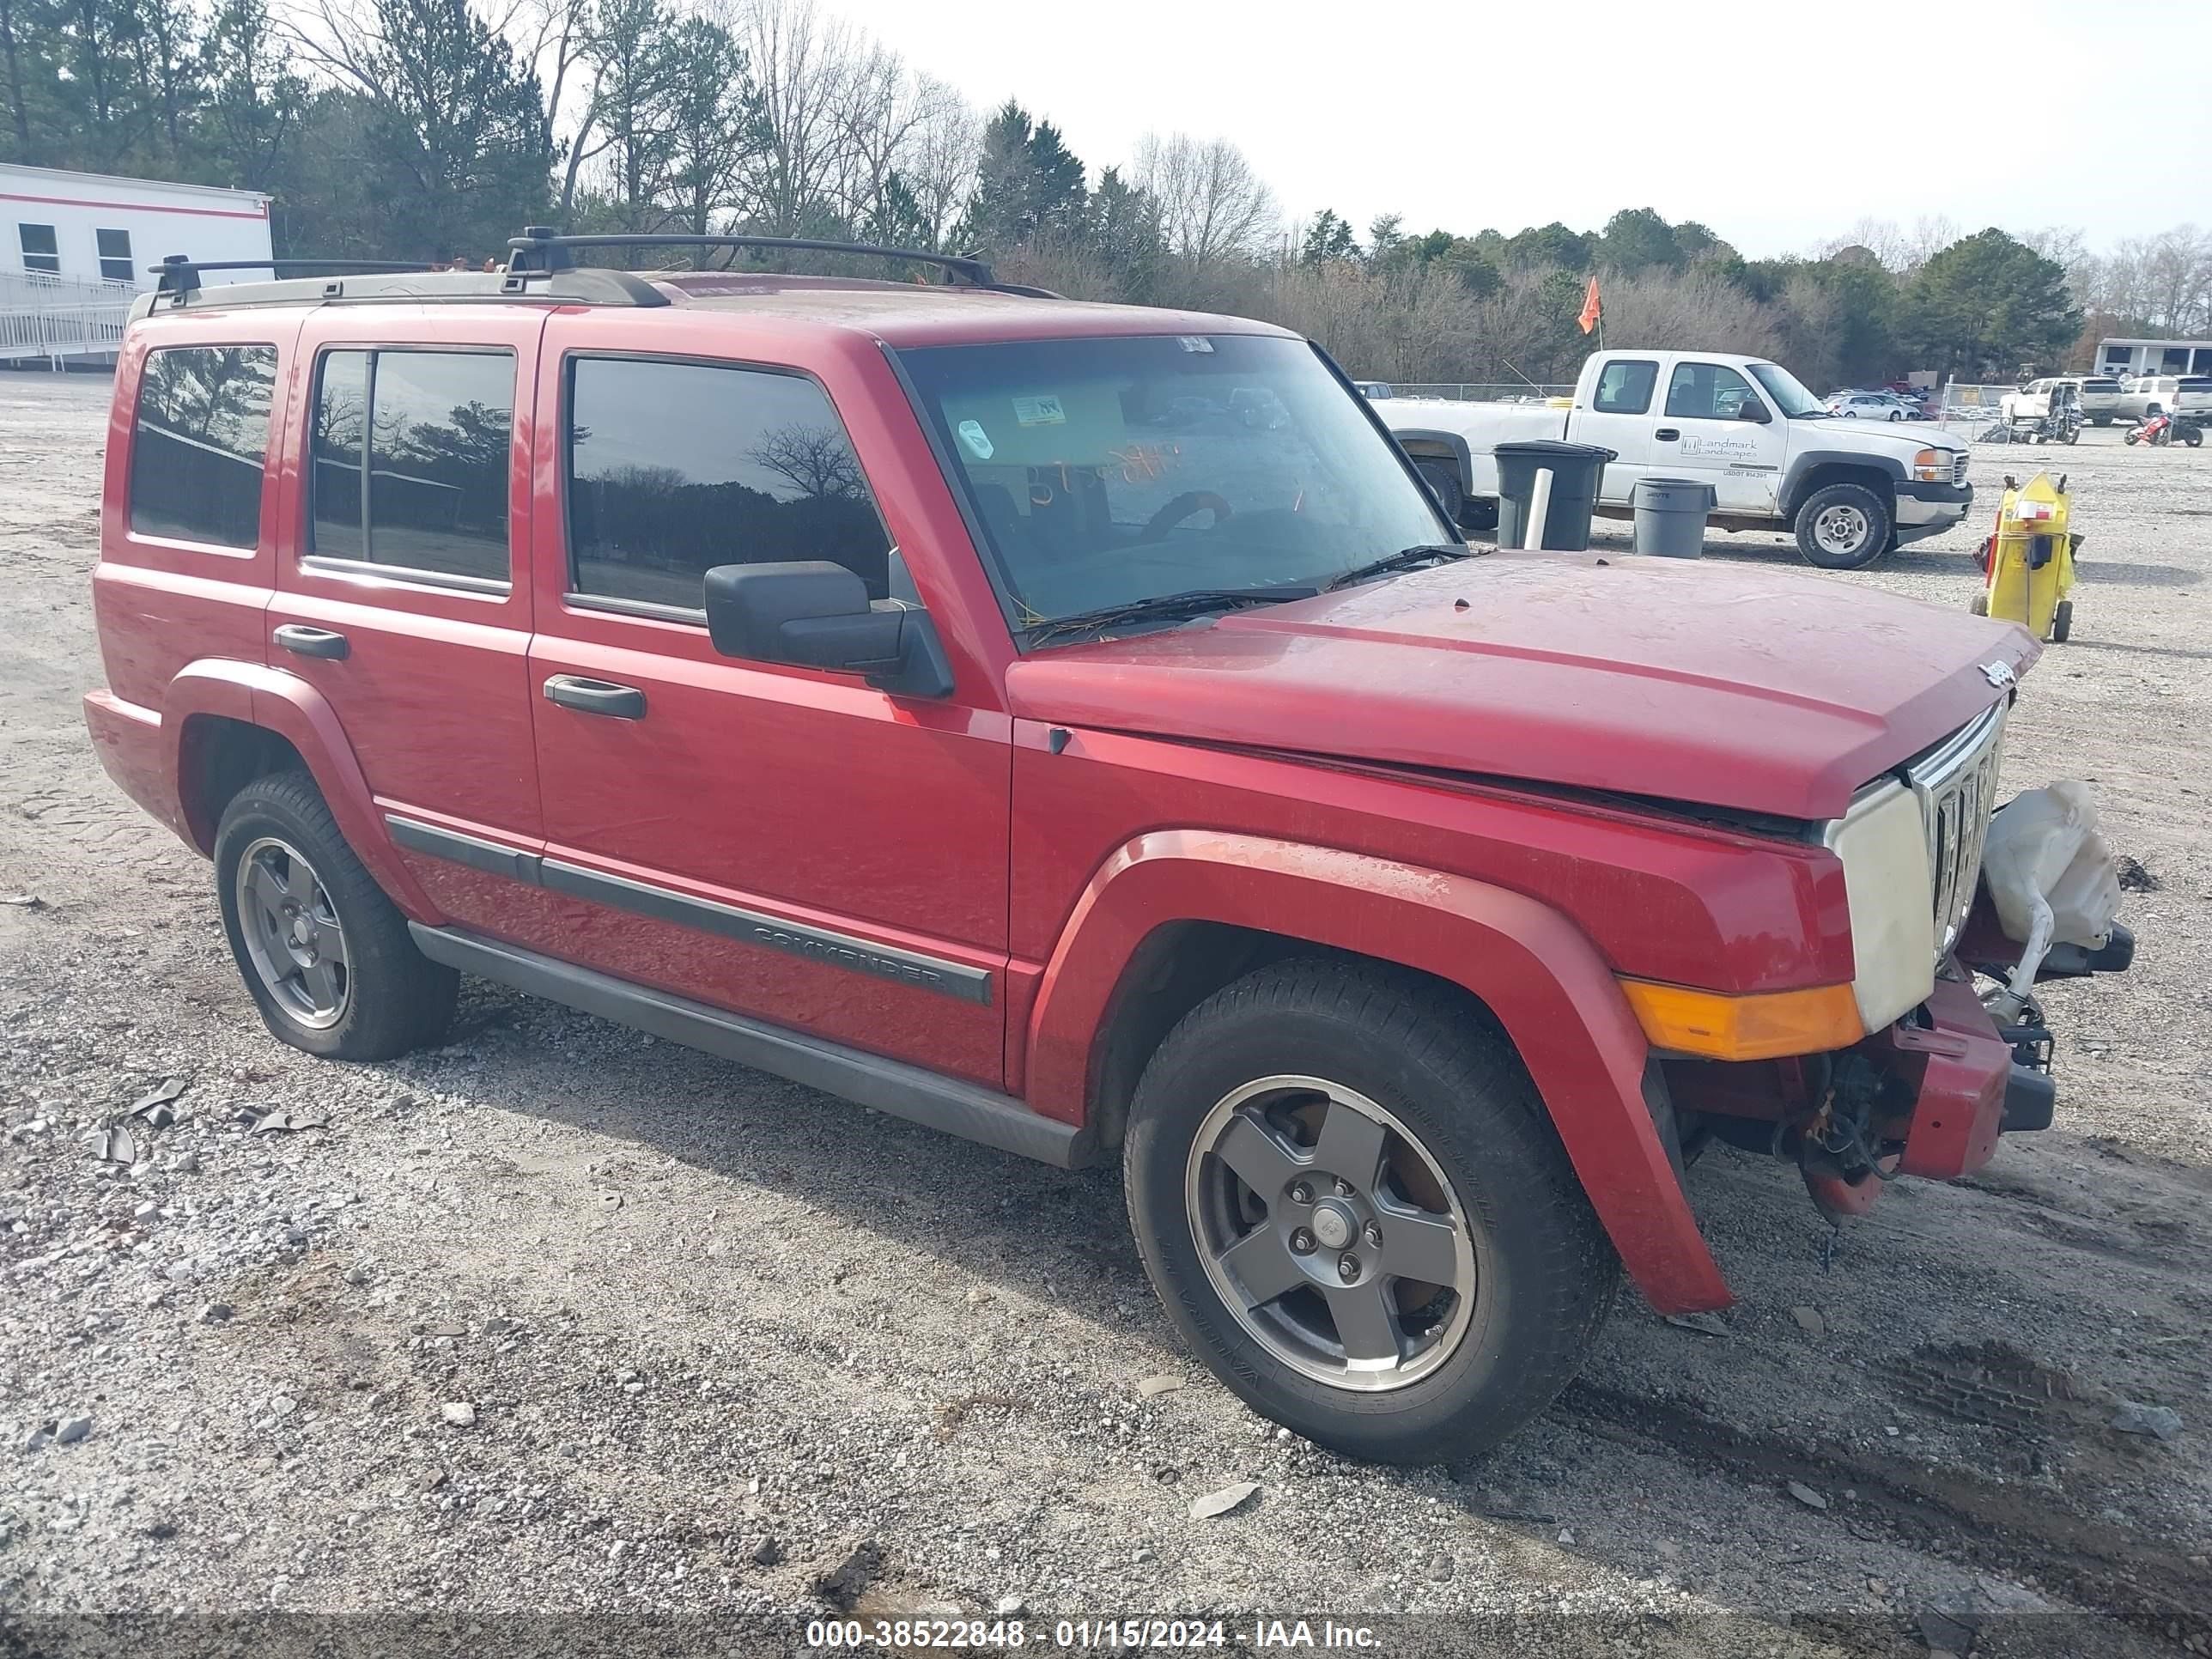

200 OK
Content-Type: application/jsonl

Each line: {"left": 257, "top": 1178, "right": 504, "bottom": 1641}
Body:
{"left": 1972, "top": 471, "right": 2080, "bottom": 642}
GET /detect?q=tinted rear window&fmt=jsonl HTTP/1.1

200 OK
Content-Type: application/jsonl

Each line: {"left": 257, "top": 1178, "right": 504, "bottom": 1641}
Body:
{"left": 307, "top": 347, "right": 514, "bottom": 583}
{"left": 128, "top": 345, "right": 277, "bottom": 548}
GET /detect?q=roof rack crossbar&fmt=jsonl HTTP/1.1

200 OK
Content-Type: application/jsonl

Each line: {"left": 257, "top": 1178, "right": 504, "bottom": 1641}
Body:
{"left": 152, "top": 254, "right": 438, "bottom": 297}
{"left": 504, "top": 228, "right": 994, "bottom": 287}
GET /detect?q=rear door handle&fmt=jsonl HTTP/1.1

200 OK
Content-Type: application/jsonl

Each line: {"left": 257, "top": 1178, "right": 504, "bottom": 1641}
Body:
{"left": 1654, "top": 428, "right": 1681, "bottom": 441}
{"left": 544, "top": 674, "right": 647, "bottom": 720}
{"left": 273, "top": 624, "right": 349, "bottom": 660}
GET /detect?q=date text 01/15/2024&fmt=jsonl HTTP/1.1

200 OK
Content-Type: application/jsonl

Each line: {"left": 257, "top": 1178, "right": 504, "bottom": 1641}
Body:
{"left": 803, "top": 1617, "right": 1382, "bottom": 1649}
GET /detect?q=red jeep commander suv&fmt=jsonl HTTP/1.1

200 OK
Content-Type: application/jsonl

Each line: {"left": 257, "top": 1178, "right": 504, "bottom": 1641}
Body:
{"left": 82, "top": 233, "right": 2130, "bottom": 1462}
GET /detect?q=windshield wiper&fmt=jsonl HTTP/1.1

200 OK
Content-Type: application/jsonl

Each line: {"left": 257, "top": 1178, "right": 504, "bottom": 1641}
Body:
{"left": 1022, "top": 584, "right": 1321, "bottom": 648}
{"left": 1323, "top": 544, "right": 1473, "bottom": 592}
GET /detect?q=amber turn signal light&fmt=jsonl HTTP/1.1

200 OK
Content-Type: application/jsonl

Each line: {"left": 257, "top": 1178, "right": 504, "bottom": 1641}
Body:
{"left": 1618, "top": 979, "right": 1864, "bottom": 1062}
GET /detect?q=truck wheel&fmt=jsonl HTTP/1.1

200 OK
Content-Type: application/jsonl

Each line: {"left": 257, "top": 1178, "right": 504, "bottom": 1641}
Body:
{"left": 2052, "top": 599, "right": 2072, "bottom": 642}
{"left": 1122, "top": 959, "right": 1619, "bottom": 1465}
{"left": 1413, "top": 459, "right": 1465, "bottom": 528}
{"left": 1793, "top": 483, "right": 1892, "bottom": 570}
{"left": 2186, "top": 427, "right": 2204, "bottom": 448}
{"left": 214, "top": 771, "right": 458, "bottom": 1061}
{"left": 1459, "top": 496, "right": 1499, "bottom": 535}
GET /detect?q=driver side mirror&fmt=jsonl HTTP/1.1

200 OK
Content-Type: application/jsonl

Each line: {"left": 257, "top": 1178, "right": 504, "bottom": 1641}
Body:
{"left": 1736, "top": 397, "right": 1773, "bottom": 423}
{"left": 703, "top": 561, "right": 953, "bottom": 698}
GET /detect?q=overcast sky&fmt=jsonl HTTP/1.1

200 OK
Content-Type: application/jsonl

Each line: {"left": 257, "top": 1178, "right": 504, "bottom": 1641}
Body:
{"left": 832, "top": 0, "right": 2209, "bottom": 258}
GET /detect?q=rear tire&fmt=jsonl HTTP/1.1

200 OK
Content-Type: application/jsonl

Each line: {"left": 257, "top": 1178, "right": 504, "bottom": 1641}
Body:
{"left": 214, "top": 771, "right": 458, "bottom": 1061}
{"left": 1413, "top": 459, "right": 1465, "bottom": 529}
{"left": 1793, "top": 483, "right": 1892, "bottom": 570}
{"left": 2052, "top": 599, "right": 2072, "bottom": 642}
{"left": 1459, "top": 496, "right": 1500, "bottom": 535}
{"left": 1122, "top": 958, "right": 1619, "bottom": 1464}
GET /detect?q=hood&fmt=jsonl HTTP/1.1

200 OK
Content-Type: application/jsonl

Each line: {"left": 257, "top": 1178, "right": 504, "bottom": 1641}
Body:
{"left": 1004, "top": 552, "right": 2039, "bottom": 821}
{"left": 1809, "top": 414, "right": 1959, "bottom": 451}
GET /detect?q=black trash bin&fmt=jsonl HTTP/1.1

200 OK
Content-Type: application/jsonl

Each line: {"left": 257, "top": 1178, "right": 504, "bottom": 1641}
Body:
{"left": 1493, "top": 440, "right": 1618, "bottom": 551}
{"left": 1632, "top": 476, "right": 1716, "bottom": 557}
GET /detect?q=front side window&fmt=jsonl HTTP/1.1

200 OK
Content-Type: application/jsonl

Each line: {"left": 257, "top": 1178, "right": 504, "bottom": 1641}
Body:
{"left": 1745, "top": 362, "right": 1825, "bottom": 418}
{"left": 1591, "top": 359, "right": 1657, "bottom": 415}
{"left": 96, "top": 228, "right": 133, "bottom": 283}
{"left": 565, "top": 356, "right": 890, "bottom": 609}
{"left": 18, "top": 222, "right": 58, "bottom": 275}
{"left": 307, "top": 348, "right": 514, "bottom": 583}
{"left": 897, "top": 333, "right": 1452, "bottom": 636}
{"left": 1666, "top": 362, "right": 1757, "bottom": 421}
{"left": 128, "top": 344, "right": 278, "bottom": 548}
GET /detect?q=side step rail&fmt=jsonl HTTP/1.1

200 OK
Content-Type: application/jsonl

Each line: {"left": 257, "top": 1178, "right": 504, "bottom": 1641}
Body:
{"left": 409, "top": 925, "right": 1096, "bottom": 1170}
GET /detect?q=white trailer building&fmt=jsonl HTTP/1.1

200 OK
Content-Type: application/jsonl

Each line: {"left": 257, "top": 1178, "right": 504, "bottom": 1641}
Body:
{"left": 2094, "top": 337, "right": 2212, "bottom": 380}
{"left": 3, "top": 161, "right": 272, "bottom": 290}
{"left": 2, "top": 163, "right": 271, "bottom": 366}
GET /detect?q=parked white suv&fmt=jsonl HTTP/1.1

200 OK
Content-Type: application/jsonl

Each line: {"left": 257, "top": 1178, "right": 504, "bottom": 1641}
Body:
{"left": 2116, "top": 375, "right": 2212, "bottom": 422}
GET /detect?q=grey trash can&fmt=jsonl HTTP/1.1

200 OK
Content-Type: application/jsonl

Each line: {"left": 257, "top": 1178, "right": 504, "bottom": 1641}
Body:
{"left": 1494, "top": 440, "right": 1617, "bottom": 551}
{"left": 1632, "top": 476, "right": 1715, "bottom": 558}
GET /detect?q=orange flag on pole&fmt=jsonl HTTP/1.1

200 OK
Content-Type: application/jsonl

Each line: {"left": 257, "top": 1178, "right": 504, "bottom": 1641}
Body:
{"left": 1577, "top": 275, "right": 1602, "bottom": 335}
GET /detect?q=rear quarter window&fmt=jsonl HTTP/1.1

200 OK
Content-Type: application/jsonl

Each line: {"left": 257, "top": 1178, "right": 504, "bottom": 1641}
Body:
{"left": 128, "top": 344, "right": 278, "bottom": 549}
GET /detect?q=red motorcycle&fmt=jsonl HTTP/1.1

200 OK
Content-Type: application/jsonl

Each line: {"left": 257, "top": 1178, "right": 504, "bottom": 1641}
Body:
{"left": 2125, "top": 410, "right": 2205, "bottom": 447}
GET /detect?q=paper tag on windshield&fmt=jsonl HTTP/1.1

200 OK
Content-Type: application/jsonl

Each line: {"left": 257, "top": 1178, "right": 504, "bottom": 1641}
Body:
{"left": 957, "top": 419, "right": 994, "bottom": 459}
{"left": 1012, "top": 395, "right": 1065, "bottom": 427}
{"left": 1176, "top": 336, "right": 1214, "bottom": 354}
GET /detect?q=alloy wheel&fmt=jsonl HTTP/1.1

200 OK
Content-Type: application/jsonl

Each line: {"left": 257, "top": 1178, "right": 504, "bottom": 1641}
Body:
{"left": 1184, "top": 1075, "right": 1478, "bottom": 1392}
{"left": 234, "top": 836, "right": 349, "bottom": 1030}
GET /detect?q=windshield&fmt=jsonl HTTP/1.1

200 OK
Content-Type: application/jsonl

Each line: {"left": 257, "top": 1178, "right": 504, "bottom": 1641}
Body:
{"left": 897, "top": 334, "right": 1453, "bottom": 640}
{"left": 1747, "top": 362, "right": 1827, "bottom": 418}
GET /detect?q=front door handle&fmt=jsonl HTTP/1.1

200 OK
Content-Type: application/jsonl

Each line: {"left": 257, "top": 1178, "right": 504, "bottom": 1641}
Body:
{"left": 1654, "top": 427, "right": 1681, "bottom": 441}
{"left": 273, "top": 623, "right": 349, "bottom": 660}
{"left": 544, "top": 674, "right": 647, "bottom": 720}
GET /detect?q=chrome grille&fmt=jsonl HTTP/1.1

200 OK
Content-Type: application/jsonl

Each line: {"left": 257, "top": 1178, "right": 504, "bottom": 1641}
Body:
{"left": 1905, "top": 701, "right": 2008, "bottom": 956}
{"left": 1952, "top": 450, "right": 1971, "bottom": 485}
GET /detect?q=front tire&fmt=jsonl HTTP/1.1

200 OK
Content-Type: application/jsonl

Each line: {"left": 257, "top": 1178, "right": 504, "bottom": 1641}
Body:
{"left": 215, "top": 771, "right": 458, "bottom": 1060}
{"left": 1122, "top": 959, "right": 1619, "bottom": 1464}
{"left": 1793, "top": 482, "right": 1893, "bottom": 570}
{"left": 2052, "top": 599, "right": 2072, "bottom": 642}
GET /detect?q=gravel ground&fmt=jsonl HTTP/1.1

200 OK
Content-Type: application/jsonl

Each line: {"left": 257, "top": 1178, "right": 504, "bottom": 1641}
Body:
{"left": 3, "top": 370, "right": 2209, "bottom": 1658}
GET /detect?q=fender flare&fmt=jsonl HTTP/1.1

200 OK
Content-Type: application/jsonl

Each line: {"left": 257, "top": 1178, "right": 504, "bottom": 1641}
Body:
{"left": 1025, "top": 830, "right": 1731, "bottom": 1313}
{"left": 1780, "top": 448, "right": 1906, "bottom": 519}
{"left": 1389, "top": 427, "right": 1476, "bottom": 491}
{"left": 163, "top": 659, "right": 442, "bottom": 921}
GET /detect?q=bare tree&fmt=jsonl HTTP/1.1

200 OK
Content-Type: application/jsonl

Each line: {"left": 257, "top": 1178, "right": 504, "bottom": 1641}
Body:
{"left": 733, "top": 0, "right": 859, "bottom": 234}
{"left": 1130, "top": 131, "right": 1278, "bottom": 262}
{"left": 747, "top": 422, "right": 861, "bottom": 498}
{"left": 901, "top": 75, "right": 976, "bottom": 249}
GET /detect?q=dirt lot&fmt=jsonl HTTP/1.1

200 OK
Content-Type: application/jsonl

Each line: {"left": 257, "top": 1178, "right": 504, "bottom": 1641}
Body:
{"left": 3, "top": 370, "right": 2209, "bottom": 1657}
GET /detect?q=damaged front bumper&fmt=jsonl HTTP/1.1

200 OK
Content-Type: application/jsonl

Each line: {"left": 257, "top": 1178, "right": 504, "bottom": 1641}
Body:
{"left": 1668, "top": 914, "right": 2135, "bottom": 1221}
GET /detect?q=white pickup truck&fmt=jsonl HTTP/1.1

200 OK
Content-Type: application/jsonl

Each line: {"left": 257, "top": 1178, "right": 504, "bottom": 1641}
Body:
{"left": 1380, "top": 349, "right": 1974, "bottom": 568}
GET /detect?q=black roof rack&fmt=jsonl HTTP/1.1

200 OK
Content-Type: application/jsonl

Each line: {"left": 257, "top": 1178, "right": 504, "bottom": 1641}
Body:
{"left": 503, "top": 228, "right": 1000, "bottom": 287}
{"left": 151, "top": 254, "right": 437, "bottom": 298}
{"left": 132, "top": 230, "right": 1057, "bottom": 317}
